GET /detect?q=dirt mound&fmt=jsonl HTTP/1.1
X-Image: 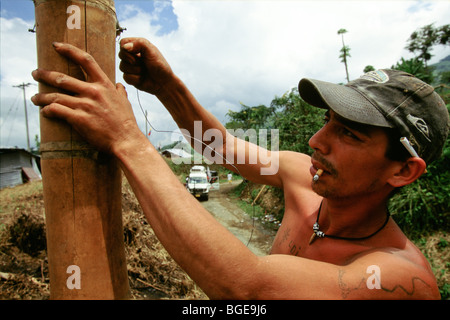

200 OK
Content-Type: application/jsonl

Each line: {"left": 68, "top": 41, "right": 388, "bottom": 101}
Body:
{"left": 0, "top": 180, "right": 206, "bottom": 300}
{"left": 7, "top": 212, "right": 46, "bottom": 257}
{"left": 236, "top": 180, "right": 284, "bottom": 228}
{"left": 121, "top": 182, "right": 206, "bottom": 299}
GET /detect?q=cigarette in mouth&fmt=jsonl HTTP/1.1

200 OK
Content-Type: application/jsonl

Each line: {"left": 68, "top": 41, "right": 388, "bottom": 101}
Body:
{"left": 313, "top": 169, "right": 324, "bottom": 182}
{"left": 400, "top": 137, "right": 427, "bottom": 173}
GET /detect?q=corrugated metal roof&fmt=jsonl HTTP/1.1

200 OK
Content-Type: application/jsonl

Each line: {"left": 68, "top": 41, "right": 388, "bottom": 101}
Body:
{"left": 0, "top": 148, "right": 41, "bottom": 189}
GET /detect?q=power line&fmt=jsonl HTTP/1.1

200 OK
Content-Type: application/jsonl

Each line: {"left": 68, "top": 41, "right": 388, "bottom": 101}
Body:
{"left": 3, "top": 95, "right": 20, "bottom": 147}
{"left": 0, "top": 91, "right": 21, "bottom": 130}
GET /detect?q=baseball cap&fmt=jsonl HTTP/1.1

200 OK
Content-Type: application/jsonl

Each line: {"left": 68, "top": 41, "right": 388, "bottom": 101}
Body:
{"left": 298, "top": 69, "right": 450, "bottom": 164}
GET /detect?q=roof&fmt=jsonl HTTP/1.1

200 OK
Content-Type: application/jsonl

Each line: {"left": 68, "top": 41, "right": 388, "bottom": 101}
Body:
{"left": 0, "top": 148, "right": 41, "bottom": 189}
{"left": 161, "top": 148, "right": 193, "bottom": 158}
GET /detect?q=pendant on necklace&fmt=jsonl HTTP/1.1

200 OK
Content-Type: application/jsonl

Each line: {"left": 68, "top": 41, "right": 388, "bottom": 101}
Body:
{"left": 309, "top": 222, "right": 325, "bottom": 245}
{"left": 309, "top": 232, "right": 317, "bottom": 245}
{"left": 309, "top": 222, "right": 319, "bottom": 245}
{"left": 308, "top": 200, "right": 391, "bottom": 245}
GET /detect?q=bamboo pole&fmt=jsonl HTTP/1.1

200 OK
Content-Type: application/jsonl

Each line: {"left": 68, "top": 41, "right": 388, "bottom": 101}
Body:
{"left": 34, "top": 0, "right": 130, "bottom": 299}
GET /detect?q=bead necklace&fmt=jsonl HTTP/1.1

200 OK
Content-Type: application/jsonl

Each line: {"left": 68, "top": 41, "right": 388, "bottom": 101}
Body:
{"left": 309, "top": 201, "right": 390, "bottom": 245}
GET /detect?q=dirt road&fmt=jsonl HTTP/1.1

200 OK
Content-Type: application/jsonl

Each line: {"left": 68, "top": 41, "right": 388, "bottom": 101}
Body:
{"left": 199, "top": 180, "right": 276, "bottom": 256}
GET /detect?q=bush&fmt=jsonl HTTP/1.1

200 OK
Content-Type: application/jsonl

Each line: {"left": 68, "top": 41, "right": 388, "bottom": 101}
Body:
{"left": 389, "top": 134, "right": 450, "bottom": 239}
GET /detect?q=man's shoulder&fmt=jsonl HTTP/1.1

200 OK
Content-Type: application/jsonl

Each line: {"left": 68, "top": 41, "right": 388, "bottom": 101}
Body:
{"left": 278, "top": 151, "right": 312, "bottom": 186}
{"left": 346, "top": 243, "right": 440, "bottom": 299}
{"left": 279, "top": 150, "right": 311, "bottom": 164}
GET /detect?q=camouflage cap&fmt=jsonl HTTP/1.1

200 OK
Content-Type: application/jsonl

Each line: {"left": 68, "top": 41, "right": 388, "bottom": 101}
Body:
{"left": 298, "top": 69, "right": 450, "bottom": 164}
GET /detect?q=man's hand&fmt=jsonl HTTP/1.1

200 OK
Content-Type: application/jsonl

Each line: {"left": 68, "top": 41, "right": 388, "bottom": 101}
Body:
{"left": 31, "top": 42, "right": 141, "bottom": 154}
{"left": 118, "top": 37, "right": 175, "bottom": 96}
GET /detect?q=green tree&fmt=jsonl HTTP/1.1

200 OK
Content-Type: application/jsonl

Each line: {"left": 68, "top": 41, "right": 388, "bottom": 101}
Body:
{"left": 406, "top": 23, "right": 450, "bottom": 67}
{"left": 338, "top": 28, "right": 351, "bottom": 83}
{"left": 363, "top": 65, "right": 375, "bottom": 73}
{"left": 271, "top": 88, "right": 323, "bottom": 154}
{"left": 439, "top": 70, "right": 450, "bottom": 84}
{"left": 225, "top": 103, "right": 275, "bottom": 131}
{"left": 225, "top": 89, "right": 323, "bottom": 155}
{"left": 390, "top": 24, "right": 450, "bottom": 239}
{"left": 391, "top": 57, "right": 434, "bottom": 84}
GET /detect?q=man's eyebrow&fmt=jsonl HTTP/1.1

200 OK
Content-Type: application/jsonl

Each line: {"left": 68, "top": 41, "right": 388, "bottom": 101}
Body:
{"left": 328, "top": 110, "right": 373, "bottom": 137}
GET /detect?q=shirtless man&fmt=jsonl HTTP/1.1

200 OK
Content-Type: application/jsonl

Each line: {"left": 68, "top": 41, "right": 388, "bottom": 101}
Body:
{"left": 31, "top": 38, "right": 449, "bottom": 299}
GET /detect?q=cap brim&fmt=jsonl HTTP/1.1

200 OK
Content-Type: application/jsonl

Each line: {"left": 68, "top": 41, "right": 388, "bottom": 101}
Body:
{"left": 298, "top": 78, "right": 393, "bottom": 128}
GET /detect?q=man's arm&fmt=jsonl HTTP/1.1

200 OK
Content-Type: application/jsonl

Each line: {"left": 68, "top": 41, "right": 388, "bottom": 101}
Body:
{"left": 119, "top": 38, "right": 290, "bottom": 188}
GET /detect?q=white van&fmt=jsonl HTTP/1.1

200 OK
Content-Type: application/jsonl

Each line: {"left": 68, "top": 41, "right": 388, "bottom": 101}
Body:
{"left": 187, "top": 171, "right": 210, "bottom": 200}
{"left": 190, "top": 165, "right": 206, "bottom": 173}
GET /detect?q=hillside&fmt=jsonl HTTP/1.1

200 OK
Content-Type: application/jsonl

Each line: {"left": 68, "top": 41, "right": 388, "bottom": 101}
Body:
{"left": 431, "top": 54, "right": 450, "bottom": 86}
{"left": 431, "top": 54, "right": 450, "bottom": 73}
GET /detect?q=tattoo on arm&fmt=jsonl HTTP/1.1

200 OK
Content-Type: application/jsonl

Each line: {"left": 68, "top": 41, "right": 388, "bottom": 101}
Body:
{"left": 338, "top": 269, "right": 432, "bottom": 299}
{"left": 338, "top": 269, "right": 365, "bottom": 299}
{"left": 381, "top": 277, "right": 431, "bottom": 296}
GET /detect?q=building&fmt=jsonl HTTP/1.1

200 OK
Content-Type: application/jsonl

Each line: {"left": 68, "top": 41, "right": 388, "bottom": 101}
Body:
{"left": 0, "top": 148, "right": 41, "bottom": 189}
{"left": 161, "top": 148, "right": 193, "bottom": 160}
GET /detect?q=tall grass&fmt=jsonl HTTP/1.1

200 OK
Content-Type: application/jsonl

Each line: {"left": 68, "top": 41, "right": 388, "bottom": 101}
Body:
{"left": 389, "top": 136, "right": 450, "bottom": 239}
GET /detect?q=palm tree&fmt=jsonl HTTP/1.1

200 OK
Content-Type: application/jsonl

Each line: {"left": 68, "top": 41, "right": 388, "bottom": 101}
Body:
{"left": 338, "top": 28, "right": 351, "bottom": 83}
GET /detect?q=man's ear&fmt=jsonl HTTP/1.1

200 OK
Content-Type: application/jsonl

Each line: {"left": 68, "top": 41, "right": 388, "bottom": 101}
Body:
{"left": 387, "top": 157, "right": 427, "bottom": 188}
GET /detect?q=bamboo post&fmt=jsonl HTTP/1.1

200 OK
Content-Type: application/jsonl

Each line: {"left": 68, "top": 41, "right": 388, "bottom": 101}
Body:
{"left": 34, "top": 0, "right": 130, "bottom": 299}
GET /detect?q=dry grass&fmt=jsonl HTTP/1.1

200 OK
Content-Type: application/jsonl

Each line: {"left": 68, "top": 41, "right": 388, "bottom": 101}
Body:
{"left": 0, "top": 179, "right": 206, "bottom": 300}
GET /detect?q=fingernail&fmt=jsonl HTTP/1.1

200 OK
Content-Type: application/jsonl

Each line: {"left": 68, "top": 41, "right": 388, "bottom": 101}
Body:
{"left": 123, "top": 43, "right": 133, "bottom": 51}
{"left": 52, "top": 42, "right": 62, "bottom": 48}
{"left": 31, "top": 69, "right": 38, "bottom": 78}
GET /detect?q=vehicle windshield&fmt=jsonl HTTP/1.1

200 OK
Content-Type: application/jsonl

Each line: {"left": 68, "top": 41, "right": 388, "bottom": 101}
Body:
{"left": 190, "top": 177, "right": 207, "bottom": 184}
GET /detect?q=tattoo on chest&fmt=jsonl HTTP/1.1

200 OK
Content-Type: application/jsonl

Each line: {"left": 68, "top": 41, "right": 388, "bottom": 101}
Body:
{"left": 272, "top": 227, "right": 305, "bottom": 256}
{"left": 272, "top": 228, "right": 290, "bottom": 250}
{"left": 280, "top": 228, "right": 290, "bottom": 245}
{"left": 273, "top": 228, "right": 302, "bottom": 256}
{"left": 288, "top": 240, "right": 301, "bottom": 256}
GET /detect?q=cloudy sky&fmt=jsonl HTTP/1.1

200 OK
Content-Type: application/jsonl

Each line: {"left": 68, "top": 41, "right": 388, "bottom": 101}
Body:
{"left": 1, "top": 0, "right": 449, "bottom": 150}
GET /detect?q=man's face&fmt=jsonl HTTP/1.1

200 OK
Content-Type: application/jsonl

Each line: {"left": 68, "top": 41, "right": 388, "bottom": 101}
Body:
{"left": 309, "top": 109, "right": 396, "bottom": 199}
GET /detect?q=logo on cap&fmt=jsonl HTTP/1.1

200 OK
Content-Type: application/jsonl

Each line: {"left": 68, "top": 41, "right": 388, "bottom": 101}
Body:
{"left": 360, "top": 70, "right": 389, "bottom": 83}
{"left": 407, "top": 114, "right": 431, "bottom": 142}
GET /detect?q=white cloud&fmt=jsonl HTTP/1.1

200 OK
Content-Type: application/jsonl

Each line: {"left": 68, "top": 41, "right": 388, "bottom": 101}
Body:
{"left": 1, "top": 0, "right": 449, "bottom": 149}
{"left": 0, "top": 15, "right": 39, "bottom": 149}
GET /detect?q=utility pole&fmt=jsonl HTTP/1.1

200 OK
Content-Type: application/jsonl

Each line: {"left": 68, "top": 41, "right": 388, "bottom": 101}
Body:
{"left": 34, "top": 0, "right": 129, "bottom": 299}
{"left": 13, "top": 82, "right": 32, "bottom": 151}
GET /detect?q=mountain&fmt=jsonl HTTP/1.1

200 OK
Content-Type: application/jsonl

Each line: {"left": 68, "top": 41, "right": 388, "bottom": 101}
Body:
{"left": 431, "top": 55, "right": 450, "bottom": 73}
{"left": 430, "top": 55, "right": 450, "bottom": 85}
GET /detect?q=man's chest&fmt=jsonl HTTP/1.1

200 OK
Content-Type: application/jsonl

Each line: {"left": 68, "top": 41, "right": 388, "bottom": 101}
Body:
{"left": 270, "top": 211, "right": 366, "bottom": 265}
